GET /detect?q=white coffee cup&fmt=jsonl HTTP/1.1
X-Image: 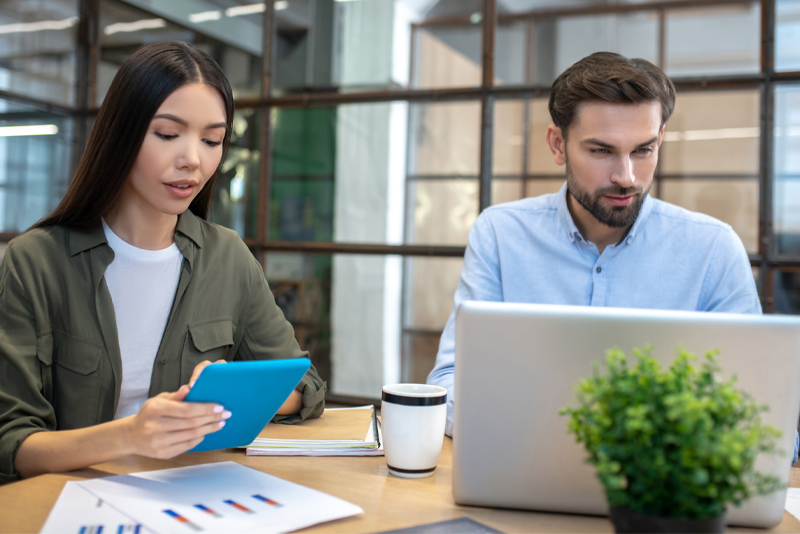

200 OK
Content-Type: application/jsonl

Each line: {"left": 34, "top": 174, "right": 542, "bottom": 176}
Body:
{"left": 381, "top": 383, "right": 447, "bottom": 478}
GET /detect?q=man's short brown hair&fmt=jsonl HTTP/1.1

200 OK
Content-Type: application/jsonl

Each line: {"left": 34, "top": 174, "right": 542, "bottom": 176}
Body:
{"left": 548, "top": 52, "right": 676, "bottom": 137}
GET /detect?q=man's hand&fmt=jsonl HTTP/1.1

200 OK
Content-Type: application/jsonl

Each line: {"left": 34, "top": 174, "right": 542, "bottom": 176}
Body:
{"left": 124, "top": 385, "right": 231, "bottom": 459}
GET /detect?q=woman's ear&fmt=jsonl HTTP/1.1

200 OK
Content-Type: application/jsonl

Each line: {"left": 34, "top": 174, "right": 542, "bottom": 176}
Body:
{"left": 546, "top": 124, "right": 567, "bottom": 166}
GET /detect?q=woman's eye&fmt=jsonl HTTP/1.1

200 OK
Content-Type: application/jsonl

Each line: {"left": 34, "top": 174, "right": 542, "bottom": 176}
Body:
{"left": 204, "top": 139, "right": 222, "bottom": 147}
{"left": 155, "top": 132, "right": 177, "bottom": 141}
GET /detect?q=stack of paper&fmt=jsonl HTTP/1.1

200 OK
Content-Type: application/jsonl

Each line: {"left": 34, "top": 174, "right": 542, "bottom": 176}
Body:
{"left": 41, "top": 462, "right": 363, "bottom": 534}
{"left": 246, "top": 405, "right": 383, "bottom": 456}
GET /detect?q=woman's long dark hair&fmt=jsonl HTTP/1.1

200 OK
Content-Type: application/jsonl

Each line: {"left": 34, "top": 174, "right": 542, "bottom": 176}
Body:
{"left": 34, "top": 41, "right": 234, "bottom": 229}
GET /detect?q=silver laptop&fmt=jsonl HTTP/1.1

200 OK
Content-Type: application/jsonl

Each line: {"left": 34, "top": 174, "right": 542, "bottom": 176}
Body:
{"left": 452, "top": 301, "right": 800, "bottom": 528}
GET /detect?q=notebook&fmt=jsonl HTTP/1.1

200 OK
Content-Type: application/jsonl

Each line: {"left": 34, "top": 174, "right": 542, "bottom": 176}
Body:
{"left": 247, "top": 406, "right": 383, "bottom": 456}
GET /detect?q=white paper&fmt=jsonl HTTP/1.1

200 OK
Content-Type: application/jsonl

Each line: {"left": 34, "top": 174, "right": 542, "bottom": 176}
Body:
{"left": 40, "top": 480, "right": 148, "bottom": 534}
{"left": 785, "top": 487, "right": 800, "bottom": 521}
{"left": 77, "top": 461, "right": 363, "bottom": 534}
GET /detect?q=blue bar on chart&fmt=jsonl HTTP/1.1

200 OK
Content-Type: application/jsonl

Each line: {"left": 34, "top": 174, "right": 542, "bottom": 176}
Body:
{"left": 163, "top": 509, "right": 203, "bottom": 531}
{"left": 194, "top": 504, "right": 222, "bottom": 518}
{"left": 253, "top": 494, "right": 283, "bottom": 507}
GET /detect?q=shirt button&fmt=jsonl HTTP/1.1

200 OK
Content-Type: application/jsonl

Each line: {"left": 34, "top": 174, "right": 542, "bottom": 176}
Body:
{"left": 596, "top": 267, "right": 602, "bottom": 273}
{"left": 160, "top": 356, "right": 167, "bottom": 364}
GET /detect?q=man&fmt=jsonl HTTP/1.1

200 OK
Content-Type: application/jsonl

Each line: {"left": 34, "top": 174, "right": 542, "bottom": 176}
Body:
{"left": 427, "top": 52, "right": 775, "bottom": 442}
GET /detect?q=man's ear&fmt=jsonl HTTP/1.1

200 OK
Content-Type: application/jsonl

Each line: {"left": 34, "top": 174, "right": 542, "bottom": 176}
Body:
{"left": 546, "top": 124, "right": 567, "bottom": 166}
{"left": 657, "top": 125, "right": 665, "bottom": 147}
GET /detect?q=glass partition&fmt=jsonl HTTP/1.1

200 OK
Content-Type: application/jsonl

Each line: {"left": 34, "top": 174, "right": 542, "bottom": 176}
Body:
{"left": 211, "top": 108, "right": 260, "bottom": 239}
{"left": 774, "top": 84, "right": 800, "bottom": 255}
{"left": 0, "top": 0, "right": 79, "bottom": 106}
{"left": 0, "top": 98, "right": 72, "bottom": 233}
{"left": 402, "top": 255, "right": 463, "bottom": 383}
{"left": 98, "top": 0, "right": 263, "bottom": 106}
{"left": 665, "top": 3, "right": 760, "bottom": 77}
{"left": 776, "top": 0, "right": 800, "bottom": 72}
{"left": 660, "top": 90, "right": 759, "bottom": 253}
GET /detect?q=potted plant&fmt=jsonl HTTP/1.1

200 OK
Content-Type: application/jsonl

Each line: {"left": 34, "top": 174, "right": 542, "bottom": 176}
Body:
{"left": 561, "top": 346, "right": 783, "bottom": 533}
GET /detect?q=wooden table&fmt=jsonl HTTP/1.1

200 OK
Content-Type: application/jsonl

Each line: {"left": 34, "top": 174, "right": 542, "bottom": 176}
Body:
{"left": 2, "top": 438, "right": 800, "bottom": 533}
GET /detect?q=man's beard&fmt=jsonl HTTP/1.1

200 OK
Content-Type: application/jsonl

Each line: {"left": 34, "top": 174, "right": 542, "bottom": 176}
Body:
{"left": 565, "top": 160, "right": 651, "bottom": 229}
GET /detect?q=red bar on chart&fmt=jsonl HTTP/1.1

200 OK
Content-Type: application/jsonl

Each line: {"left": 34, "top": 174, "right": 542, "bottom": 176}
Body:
{"left": 224, "top": 500, "right": 254, "bottom": 514}
{"left": 252, "top": 494, "right": 283, "bottom": 507}
{"left": 163, "top": 509, "right": 203, "bottom": 531}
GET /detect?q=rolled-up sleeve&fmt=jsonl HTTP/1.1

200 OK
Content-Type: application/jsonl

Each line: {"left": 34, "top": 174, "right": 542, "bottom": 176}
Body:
{"left": 0, "top": 244, "right": 54, "bottom": 484}
{"left": 238, "top": 256, "right": 326, "bottom": 424}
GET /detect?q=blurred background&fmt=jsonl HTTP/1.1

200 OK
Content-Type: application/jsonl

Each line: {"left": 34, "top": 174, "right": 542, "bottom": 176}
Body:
{"left": 0, "top": 0, "right": 798, "bottom": 404}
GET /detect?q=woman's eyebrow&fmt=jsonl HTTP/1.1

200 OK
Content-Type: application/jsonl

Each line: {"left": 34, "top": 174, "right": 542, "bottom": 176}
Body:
{"left": 153, "top": 113, "right": 188, "bottom": 126}
{"left": 152, "top": 114, "right": 227, "bottom": 130}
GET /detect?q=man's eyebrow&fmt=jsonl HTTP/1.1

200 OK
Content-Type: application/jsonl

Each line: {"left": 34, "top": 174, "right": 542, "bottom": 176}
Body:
{"left": 152, "top": 114, "right": 228, "bottom": 130}
{"left": 581, "top": 136, "right": 660, "bottom": 149}
{"left": 636, "top": 136, "right": 659, "bottom": 148}
{"left": 582, "top": 138, "right": 615, "bottom": 149}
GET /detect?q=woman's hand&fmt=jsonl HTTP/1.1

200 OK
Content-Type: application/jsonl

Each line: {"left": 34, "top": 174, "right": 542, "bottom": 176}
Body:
{"left": 188, "top": 359, "right": 227, "bottom": 387}
{"left": 124, "top": 384, "right": 231, "bottom": 459}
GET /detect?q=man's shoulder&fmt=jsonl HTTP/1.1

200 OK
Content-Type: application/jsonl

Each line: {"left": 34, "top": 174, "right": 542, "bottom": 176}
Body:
{"left": 480, "top": 192, "right": 559, "bottom": 221}
{"left": 647, "top": 197, "right": 733, "bottom": 235}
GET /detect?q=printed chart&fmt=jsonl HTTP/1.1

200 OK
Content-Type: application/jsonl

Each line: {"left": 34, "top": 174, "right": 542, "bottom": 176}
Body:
{"left": 40, "top": 481, "right": 146, "bottom": 534}
{"left": 75, "top": 462, "right": 362, "bottom": 534}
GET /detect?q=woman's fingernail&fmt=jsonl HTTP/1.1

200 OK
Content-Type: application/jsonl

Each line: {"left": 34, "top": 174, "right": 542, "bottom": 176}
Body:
{"left": 189, "top": 381, "right": 195, "bottom": 388}
{"left": 222, "top": 410, "right": 232, "bottom": 419}
{"left": 213, "top": 405, "right": 224, "bottom": 413}
{"left": 218, "top": 421, "right": 226, "bottom": 429}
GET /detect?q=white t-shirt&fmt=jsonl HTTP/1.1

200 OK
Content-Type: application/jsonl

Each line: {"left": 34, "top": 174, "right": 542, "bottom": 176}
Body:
{"left": 102, "top": 220, "right": 183, "bottom": 420}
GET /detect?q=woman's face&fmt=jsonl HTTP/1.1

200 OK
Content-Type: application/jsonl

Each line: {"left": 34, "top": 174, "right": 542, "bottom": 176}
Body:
{"left": 124, "top": 83, "right": 227, "bottom": 218}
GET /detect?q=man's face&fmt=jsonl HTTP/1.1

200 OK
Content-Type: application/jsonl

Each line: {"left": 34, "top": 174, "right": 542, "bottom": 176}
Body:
{"left": 552, "top": 101, "right": 663, "bottom": 228}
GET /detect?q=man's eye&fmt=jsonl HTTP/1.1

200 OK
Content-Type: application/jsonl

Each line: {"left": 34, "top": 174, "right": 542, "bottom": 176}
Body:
{"left": 592, "top": 148, "right": 609, "bottom": 155}
{"left": 637, "top": 147, "right": 654, "bottom": 155}
{"left": 155, "top": 132, "right": 177, "bottom": 140}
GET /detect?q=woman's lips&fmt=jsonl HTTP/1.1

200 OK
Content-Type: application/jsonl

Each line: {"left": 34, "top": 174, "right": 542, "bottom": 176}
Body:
{"left": 165, "top": 183, "right": 195, "bottom": 198}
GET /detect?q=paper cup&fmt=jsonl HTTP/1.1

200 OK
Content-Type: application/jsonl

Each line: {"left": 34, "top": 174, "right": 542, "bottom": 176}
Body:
{"left": 381, "top": 384, "right": 447, "bottom": 478}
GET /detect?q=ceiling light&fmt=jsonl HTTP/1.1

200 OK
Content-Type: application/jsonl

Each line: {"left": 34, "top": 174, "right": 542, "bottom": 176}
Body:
{"left": 189, "top": 10, "right": 222, "bottom": 23}
{"left": 226, "top": 3, "right": 266, "bottom": 17}
{"left": 0, "top": 125, "right": 58, "bottom": 137}
{"left": 274, "top": 1, "right": 288, "bottom": 9}
{"left": 104, "top": 18, "right": 167, "bottom": 35}
{"left": 0, "top": 17, "right": 77, "bottom": 35}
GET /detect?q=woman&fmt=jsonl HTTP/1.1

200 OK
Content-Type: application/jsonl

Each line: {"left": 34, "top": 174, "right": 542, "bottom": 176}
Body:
{"left": 0, "top": 42, "right": 325, "bottom": 484}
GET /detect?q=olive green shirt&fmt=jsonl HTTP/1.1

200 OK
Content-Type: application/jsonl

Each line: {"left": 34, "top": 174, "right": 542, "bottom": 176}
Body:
{"left": 0, "top": 211, "right": 326, "bottom": 484}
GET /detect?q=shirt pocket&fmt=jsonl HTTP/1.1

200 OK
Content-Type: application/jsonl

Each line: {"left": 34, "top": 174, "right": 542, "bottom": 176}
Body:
{"left": 52, "top": 330, "right": 104, "bottom": 430}
{"left": 181, "top": 318, "right": 236, "bottom": 384}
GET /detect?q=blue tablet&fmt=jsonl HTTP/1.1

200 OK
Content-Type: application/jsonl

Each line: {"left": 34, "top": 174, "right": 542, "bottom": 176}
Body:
{"left": 184, "top": 359, "right": 310, "bottom": 452}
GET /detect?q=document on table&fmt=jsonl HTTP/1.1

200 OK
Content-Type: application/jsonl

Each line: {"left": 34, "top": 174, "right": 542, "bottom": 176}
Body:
{"left": 56, "top": 462, "right": 361, "bottom": 534}
{"left": 786, "top": 487, "right": 800, "bottom": 521}
{"left": 40, "top": 480, "right": 147, "bottom": 534}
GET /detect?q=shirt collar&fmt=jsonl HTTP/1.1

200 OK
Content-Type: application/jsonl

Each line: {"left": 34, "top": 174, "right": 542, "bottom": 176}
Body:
{"left": 68, "top": 210, "right": 204, "bottom": 256}
{"left": 554, "top": 180, "right": 655, "bottom": 245}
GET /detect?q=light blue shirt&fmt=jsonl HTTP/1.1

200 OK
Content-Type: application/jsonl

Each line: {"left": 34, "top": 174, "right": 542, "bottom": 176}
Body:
{"left": 429, "top": 182, "right": 764, "bottom": 440}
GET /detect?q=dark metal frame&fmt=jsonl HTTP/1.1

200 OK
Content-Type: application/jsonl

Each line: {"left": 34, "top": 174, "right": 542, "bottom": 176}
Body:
{"left": 1, "top": 0, "right": 800, "bottom": 400}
